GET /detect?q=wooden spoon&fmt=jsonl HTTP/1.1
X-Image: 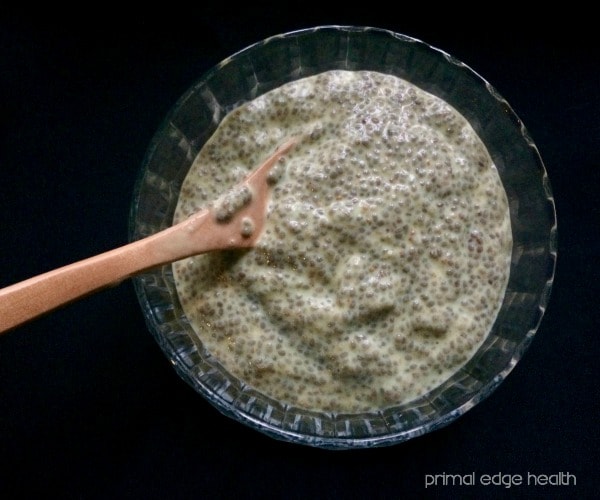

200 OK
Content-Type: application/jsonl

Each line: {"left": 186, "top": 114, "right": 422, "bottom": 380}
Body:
{"left": 0, "top": 138, "right": 297, "bottom": 334}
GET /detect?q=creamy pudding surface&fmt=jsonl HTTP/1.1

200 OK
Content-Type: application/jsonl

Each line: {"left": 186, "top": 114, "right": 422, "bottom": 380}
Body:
{"left": 172, "top": 70, "right": 512, "bottom": 413}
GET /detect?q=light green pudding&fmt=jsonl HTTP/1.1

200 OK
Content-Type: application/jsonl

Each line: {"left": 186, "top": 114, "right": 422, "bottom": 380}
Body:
{"left": 172, "top": 70, "right": 512, "bottom": 412}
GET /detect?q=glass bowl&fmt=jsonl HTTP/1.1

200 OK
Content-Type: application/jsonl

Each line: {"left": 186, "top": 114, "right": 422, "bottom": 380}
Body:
{"left": 129, "top": 26, "right": 557, "bottom": 449}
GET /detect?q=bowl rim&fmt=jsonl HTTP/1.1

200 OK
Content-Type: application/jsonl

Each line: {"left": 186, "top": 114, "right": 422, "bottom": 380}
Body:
{"left": 129, "top": 25, "right": 557, "bottom": 449}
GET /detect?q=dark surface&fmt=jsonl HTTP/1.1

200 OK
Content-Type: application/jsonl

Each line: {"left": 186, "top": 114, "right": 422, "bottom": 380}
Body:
{"left": 1, "top": 8, "right": 598, "bottom": 499}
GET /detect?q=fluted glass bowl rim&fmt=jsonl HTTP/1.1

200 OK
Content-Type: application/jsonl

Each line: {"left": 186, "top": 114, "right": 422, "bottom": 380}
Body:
{"left": 129, "top": 25, "right": 557, "bottom": 449}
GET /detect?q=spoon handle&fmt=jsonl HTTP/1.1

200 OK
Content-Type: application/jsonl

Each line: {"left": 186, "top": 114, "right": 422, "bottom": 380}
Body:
{"left": 0, "top": 208, "right": 212, "bottom": 334}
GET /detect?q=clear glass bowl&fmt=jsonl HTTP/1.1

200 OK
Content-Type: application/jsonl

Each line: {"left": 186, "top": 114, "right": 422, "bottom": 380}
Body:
{"left": 129, "top": 26, "right": 557, "bottom": 449}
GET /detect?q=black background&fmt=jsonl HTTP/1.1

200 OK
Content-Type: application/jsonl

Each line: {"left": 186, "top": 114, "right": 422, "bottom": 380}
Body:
{"left": 1, "top": 7, "right": 598, "bottom": 499}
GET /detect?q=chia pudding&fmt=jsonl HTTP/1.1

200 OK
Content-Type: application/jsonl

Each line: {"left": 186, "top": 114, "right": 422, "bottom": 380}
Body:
{"left": 172, "top": 70, "right": 512, "bottom": 413}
